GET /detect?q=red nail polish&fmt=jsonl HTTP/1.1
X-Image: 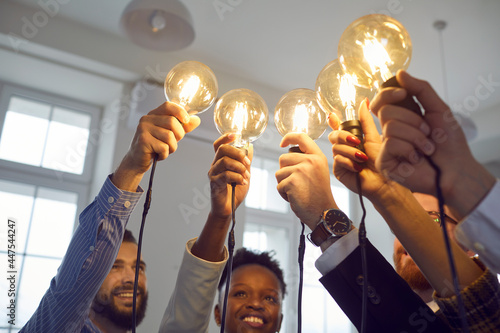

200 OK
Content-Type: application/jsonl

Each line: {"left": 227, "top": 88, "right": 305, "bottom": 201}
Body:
{"left": 365, "top": 97, "right": 370, "bottom": 109}
{"left": 347, "top": 136, "right": 361, "bottom": 145}
{"left": 354, "top": 163, "right": 364, "bottom": 172}
{"left": 355, "top": 151, "right": 369, "bottom": 162}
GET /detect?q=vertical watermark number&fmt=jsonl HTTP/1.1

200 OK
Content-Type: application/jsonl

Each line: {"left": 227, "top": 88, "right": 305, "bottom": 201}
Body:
{"left": 6, "top": 218, "right": 17, "bottom": 326}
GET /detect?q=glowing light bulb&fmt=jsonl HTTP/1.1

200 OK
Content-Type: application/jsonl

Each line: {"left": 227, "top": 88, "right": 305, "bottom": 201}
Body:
{"left": 164, "top": 60, "right": 218, "bottom": 115}
{"left": 338, "top": 14, "right": 421, "bottom": 114}
{"left": 316, "top": 58, "right": 375, "bottom": 151}
{"left": 338, "top": 14, "right": 412, "bottom": 90}
{"left": 214, "top": 88, "right": 268, "bottom": 150}
{"left": 274, "top": 87, "right": 327, "bottom": 140}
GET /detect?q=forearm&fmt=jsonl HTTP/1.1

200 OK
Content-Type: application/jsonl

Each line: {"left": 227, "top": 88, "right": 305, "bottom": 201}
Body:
{"left": 191, "top": 212, "right": 231, "bottom": 262}
{"left": 370, "top": 183, "right": 483, "bottom": 297}
{"left": 444, "top": 160, "right": 496, "bottom": 220}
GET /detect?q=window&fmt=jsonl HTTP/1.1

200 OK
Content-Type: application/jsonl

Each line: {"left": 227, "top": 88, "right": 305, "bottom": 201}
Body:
{"left": 0, "top": 83, "right": 99, "bottom": 332}
{"left": 243, "top": 155, "right": 354, "bottom": 333}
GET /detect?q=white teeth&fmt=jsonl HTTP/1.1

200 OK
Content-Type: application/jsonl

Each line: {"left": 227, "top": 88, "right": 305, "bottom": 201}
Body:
{"left": 243, "top": 316, "right": 263, "bottom": 324}
{"left": 117, "top": 293, "right": 134, "bottom": 297}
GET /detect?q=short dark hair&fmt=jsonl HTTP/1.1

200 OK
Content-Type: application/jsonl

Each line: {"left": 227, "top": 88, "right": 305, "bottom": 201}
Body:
{"left": 123, "top": 229, "right": 137, "bottom": 244}
{"left": 218, "top": 248, "right": 287, "bottom": 297}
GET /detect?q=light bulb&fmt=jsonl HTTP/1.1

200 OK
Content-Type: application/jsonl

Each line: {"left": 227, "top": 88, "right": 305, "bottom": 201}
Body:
{"left": 338, "top": 14, "right": 421, "bottom": 115}
{"left": 214, "top": 88, "right": 269, "bottom": 150}
{"left": 338, "top": 14, "right": 412, "bottom": 90}
{"left": 316, "top": 58, "right": 375, "bottom": 151}
{"left": 274, "top": 88, "right": 327, "bottom": 152}
{"left": 164, "top": 60, "right": 218, "bottom": 115}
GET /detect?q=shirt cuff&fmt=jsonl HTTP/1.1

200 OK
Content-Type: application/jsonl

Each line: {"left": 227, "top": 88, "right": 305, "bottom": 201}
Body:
{"left": 455, "top": 179, "right": 500, "bottom": 267}
{"left": 315, "top": 229, "right": 359, "bottom": 276}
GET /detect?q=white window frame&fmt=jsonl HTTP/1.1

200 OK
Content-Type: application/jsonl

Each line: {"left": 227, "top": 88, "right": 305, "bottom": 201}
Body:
{"left": 0, "top": 83, "right": 101, "bottom": 184}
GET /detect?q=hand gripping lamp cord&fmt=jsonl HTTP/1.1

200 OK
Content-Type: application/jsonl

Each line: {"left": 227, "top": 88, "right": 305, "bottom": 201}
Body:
{"left": 213, "top": 88, "right": 269, "bottom": 333}
{"left": 274, "top": 88, "right": 328, "bottom": 333}
{"left": 132, "top": 60, "right": 219, "bottom": 333}
{"left": 338, "top": 14, "right": 469, "bottom": 333}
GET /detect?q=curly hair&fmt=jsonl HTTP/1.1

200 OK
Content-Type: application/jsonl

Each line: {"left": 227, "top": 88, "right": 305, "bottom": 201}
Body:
{"left": 218, "top": 247, "right": 287, "bottom": 297}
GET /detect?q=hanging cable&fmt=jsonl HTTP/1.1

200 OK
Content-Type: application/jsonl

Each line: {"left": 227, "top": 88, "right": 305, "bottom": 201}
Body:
{"left": 132, "top": 154, "right": 158, "bottom": 333}
{"left": 355, "top": 173, "right": 368, "bottom": 333}
{"left": 297, "top": 222, "right": 306, "bottom": 333}
{"left": 220, "top": 182, "right": 237, "bottom": 333}
{"left": 427, "top": 158, "right": 469, "bottom": 332}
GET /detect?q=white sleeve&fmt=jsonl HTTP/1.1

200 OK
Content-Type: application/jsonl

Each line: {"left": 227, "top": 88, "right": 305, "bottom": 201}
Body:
{"left": 159, "top": 238, "right": 228, "bottom": 333}
{"left": 315, "top": 229, "right": 359, "bottom": 276}
{"left": 455, "top": 179, "right": 500, "bottom": 274}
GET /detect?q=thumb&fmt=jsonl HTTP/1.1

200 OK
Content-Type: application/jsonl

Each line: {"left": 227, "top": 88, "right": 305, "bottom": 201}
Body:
{"left": 184, "top": 115, "right": 201, "bottom": 133}
{"left": 359, "top": 98, "right": 381, "bottom": 143}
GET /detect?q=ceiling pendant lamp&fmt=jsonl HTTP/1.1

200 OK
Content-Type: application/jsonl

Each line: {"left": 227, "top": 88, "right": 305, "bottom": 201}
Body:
{"left": 120, "top": 0, "right": 195, "bottom": 51}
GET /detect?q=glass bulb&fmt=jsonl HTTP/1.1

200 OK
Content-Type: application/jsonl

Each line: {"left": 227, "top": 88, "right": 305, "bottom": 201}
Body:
{"left": 338, "top": 14, "right": 412, "bottom": 90}
{"left": 274, "top": 88, "right": 327, "bottom": 141}
{"left": 164, "top": 60, "right": 218, "bottom": 115}
{"left": 316, "top": 58, "right": 375, "bottom": 123}
{"left": 214, "top": 88, "right": 269, "bottom": 150}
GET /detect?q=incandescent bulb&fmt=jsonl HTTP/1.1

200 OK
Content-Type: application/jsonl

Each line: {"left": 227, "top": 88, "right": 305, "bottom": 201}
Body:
{"left": 316, "top": 59, "right": 375, "bottom": 151}
{"left": 164, "top": 60, "right": 218, "bottom": 115}
{"left": 214, "top": 88, "right": 269, "bottom": 150}
{"left": 338, "top": 14, "right": 412, "bottom": 90}
{"left": 274, "top": 88, "right": 328, "bottom": 152}
{"left": 338, "top": 14, "right": 421, "bottom": 115}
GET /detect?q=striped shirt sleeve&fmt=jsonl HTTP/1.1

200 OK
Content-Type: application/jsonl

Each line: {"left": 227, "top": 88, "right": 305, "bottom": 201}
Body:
{"left": 20, "top": 175, "right": 143, "bottom": 333}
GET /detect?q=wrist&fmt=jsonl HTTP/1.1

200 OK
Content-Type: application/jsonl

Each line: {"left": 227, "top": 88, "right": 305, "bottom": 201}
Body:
{"left": 444, "top": 163, "right": 496, "bottom": 219}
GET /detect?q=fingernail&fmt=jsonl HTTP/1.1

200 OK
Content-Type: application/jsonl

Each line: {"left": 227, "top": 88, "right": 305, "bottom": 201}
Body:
{"left": 183, "top": 115, "right": 190, "bottom": 124}
{"left": 243, "top": 156, "right": 251, "bottom": 166}
{"left": 422, "top": 140, "right": 435, "bottom": 156}
{"left": 392, "top": 88, "right": 406, "bottom": 99}
{"left": 355, "top": 151, "right": 369, "bottom": 162}
{"left": 346, "top": 136, "right": 361, "bottom": 146}
{"left": 242, "top": 179, "right": 249, "bottom": 186}
{"left": 419, "top": 122, "right": 431, "bottom": 136}
{"left": 244, "top": 170, "right": 251, "bottom": 180}
{"left": 365, "top": 97, "right": 370, "bottom": 109}
{"left": 354, "top": 163, "right": 364, "bottom": 172}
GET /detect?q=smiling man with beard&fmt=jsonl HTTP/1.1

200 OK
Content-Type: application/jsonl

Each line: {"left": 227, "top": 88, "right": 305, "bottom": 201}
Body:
{"left": 90, "top": 230, "right": 148, "bottom": 332}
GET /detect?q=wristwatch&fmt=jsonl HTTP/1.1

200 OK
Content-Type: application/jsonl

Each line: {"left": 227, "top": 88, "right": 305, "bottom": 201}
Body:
{"left": 308, "top": 208, "right": 352, "bottom": 246}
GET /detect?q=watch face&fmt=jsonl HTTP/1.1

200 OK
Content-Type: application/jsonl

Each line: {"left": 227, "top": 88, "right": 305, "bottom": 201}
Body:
{"left": 324, "top": 209, "right": 351, "bottom": 235}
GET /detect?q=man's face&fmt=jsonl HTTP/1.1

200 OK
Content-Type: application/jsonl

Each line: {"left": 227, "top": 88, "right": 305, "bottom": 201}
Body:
{"left": 215, "top": 264, "right": 283, "bottom": 333}
{"left": 91, "top": 241, "right": 148, "bottom": 329}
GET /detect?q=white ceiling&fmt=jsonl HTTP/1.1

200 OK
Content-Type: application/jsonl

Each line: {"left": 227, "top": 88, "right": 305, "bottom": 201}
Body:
{"left": 1, "top": 0, "right": 500, "bottom": 167}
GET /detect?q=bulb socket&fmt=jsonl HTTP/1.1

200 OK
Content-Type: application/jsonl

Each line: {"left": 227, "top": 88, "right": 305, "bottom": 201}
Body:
{"left": 340, "top": 120, "right": 365, "bottom": 153}
{"left": 381, "top": 76, "right": 423, "bottom": 116}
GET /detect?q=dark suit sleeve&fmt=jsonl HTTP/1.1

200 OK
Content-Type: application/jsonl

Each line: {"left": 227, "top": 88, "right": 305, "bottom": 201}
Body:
{"left": 319, "top": 240, "right": 452, "bottom": 333}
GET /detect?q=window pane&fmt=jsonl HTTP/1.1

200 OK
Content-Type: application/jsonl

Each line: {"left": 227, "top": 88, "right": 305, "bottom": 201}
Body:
{"left": 16, "top": 256, "right": 61, "bottom": 327}
{"left": 7, "top": 96, "right": 51, "bottom": 119}
{"left": 302, "top": 285, "right": 326, "bottom": 332}
{"left": 246, "top": 156, "right": 288, "bottom": 213}
{"left": 0, "top": 254, "right": 24, "bottom": 328}
{"left": 42, "top": 107, "right": 91, "bottom": 174}
{"left": 0, "top": 111, "right": 49, "bottom": 166}
{"left": 26, "top": 187, "right": 77, "bottom": 257}
{"left": 0, "top": 180, "right": 35, "bottom": 253}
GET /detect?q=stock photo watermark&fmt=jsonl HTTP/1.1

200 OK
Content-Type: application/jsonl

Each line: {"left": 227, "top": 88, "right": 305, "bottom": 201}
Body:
{"left": 8, "top": 0, "right": 72, "bottom": 52}
{"left": 213, "top": 0, "right": 244, "bottom": 21}
{"left": 5, "top": 218, "right": 17, "bottom": 326}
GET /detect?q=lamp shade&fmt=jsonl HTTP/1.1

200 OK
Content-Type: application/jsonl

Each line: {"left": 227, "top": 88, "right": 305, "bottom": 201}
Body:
{"left": 120, "top": 0, "right": 195, "bottom": 51}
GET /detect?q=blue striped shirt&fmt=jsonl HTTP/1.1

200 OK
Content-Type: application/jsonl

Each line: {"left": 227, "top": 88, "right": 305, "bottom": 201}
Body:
{"left": 20, "top": 176, "right": 143, "bottom": 332}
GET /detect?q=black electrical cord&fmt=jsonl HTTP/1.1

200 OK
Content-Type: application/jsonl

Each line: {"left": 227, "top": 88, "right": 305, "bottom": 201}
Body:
{"left": 132, "top": 154, "right": 158, "bottom": 333}
{"left": 297, "top": 222, "right": 306, "bottom": 333}
{"left": 355, "top": 173, "right": 368, "bottom": 333}
{"left": 220, "top": 182, "right": 237, "bottom": 333}
{"left": 427, "top": 158, "right": 469, "bottom": 333}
